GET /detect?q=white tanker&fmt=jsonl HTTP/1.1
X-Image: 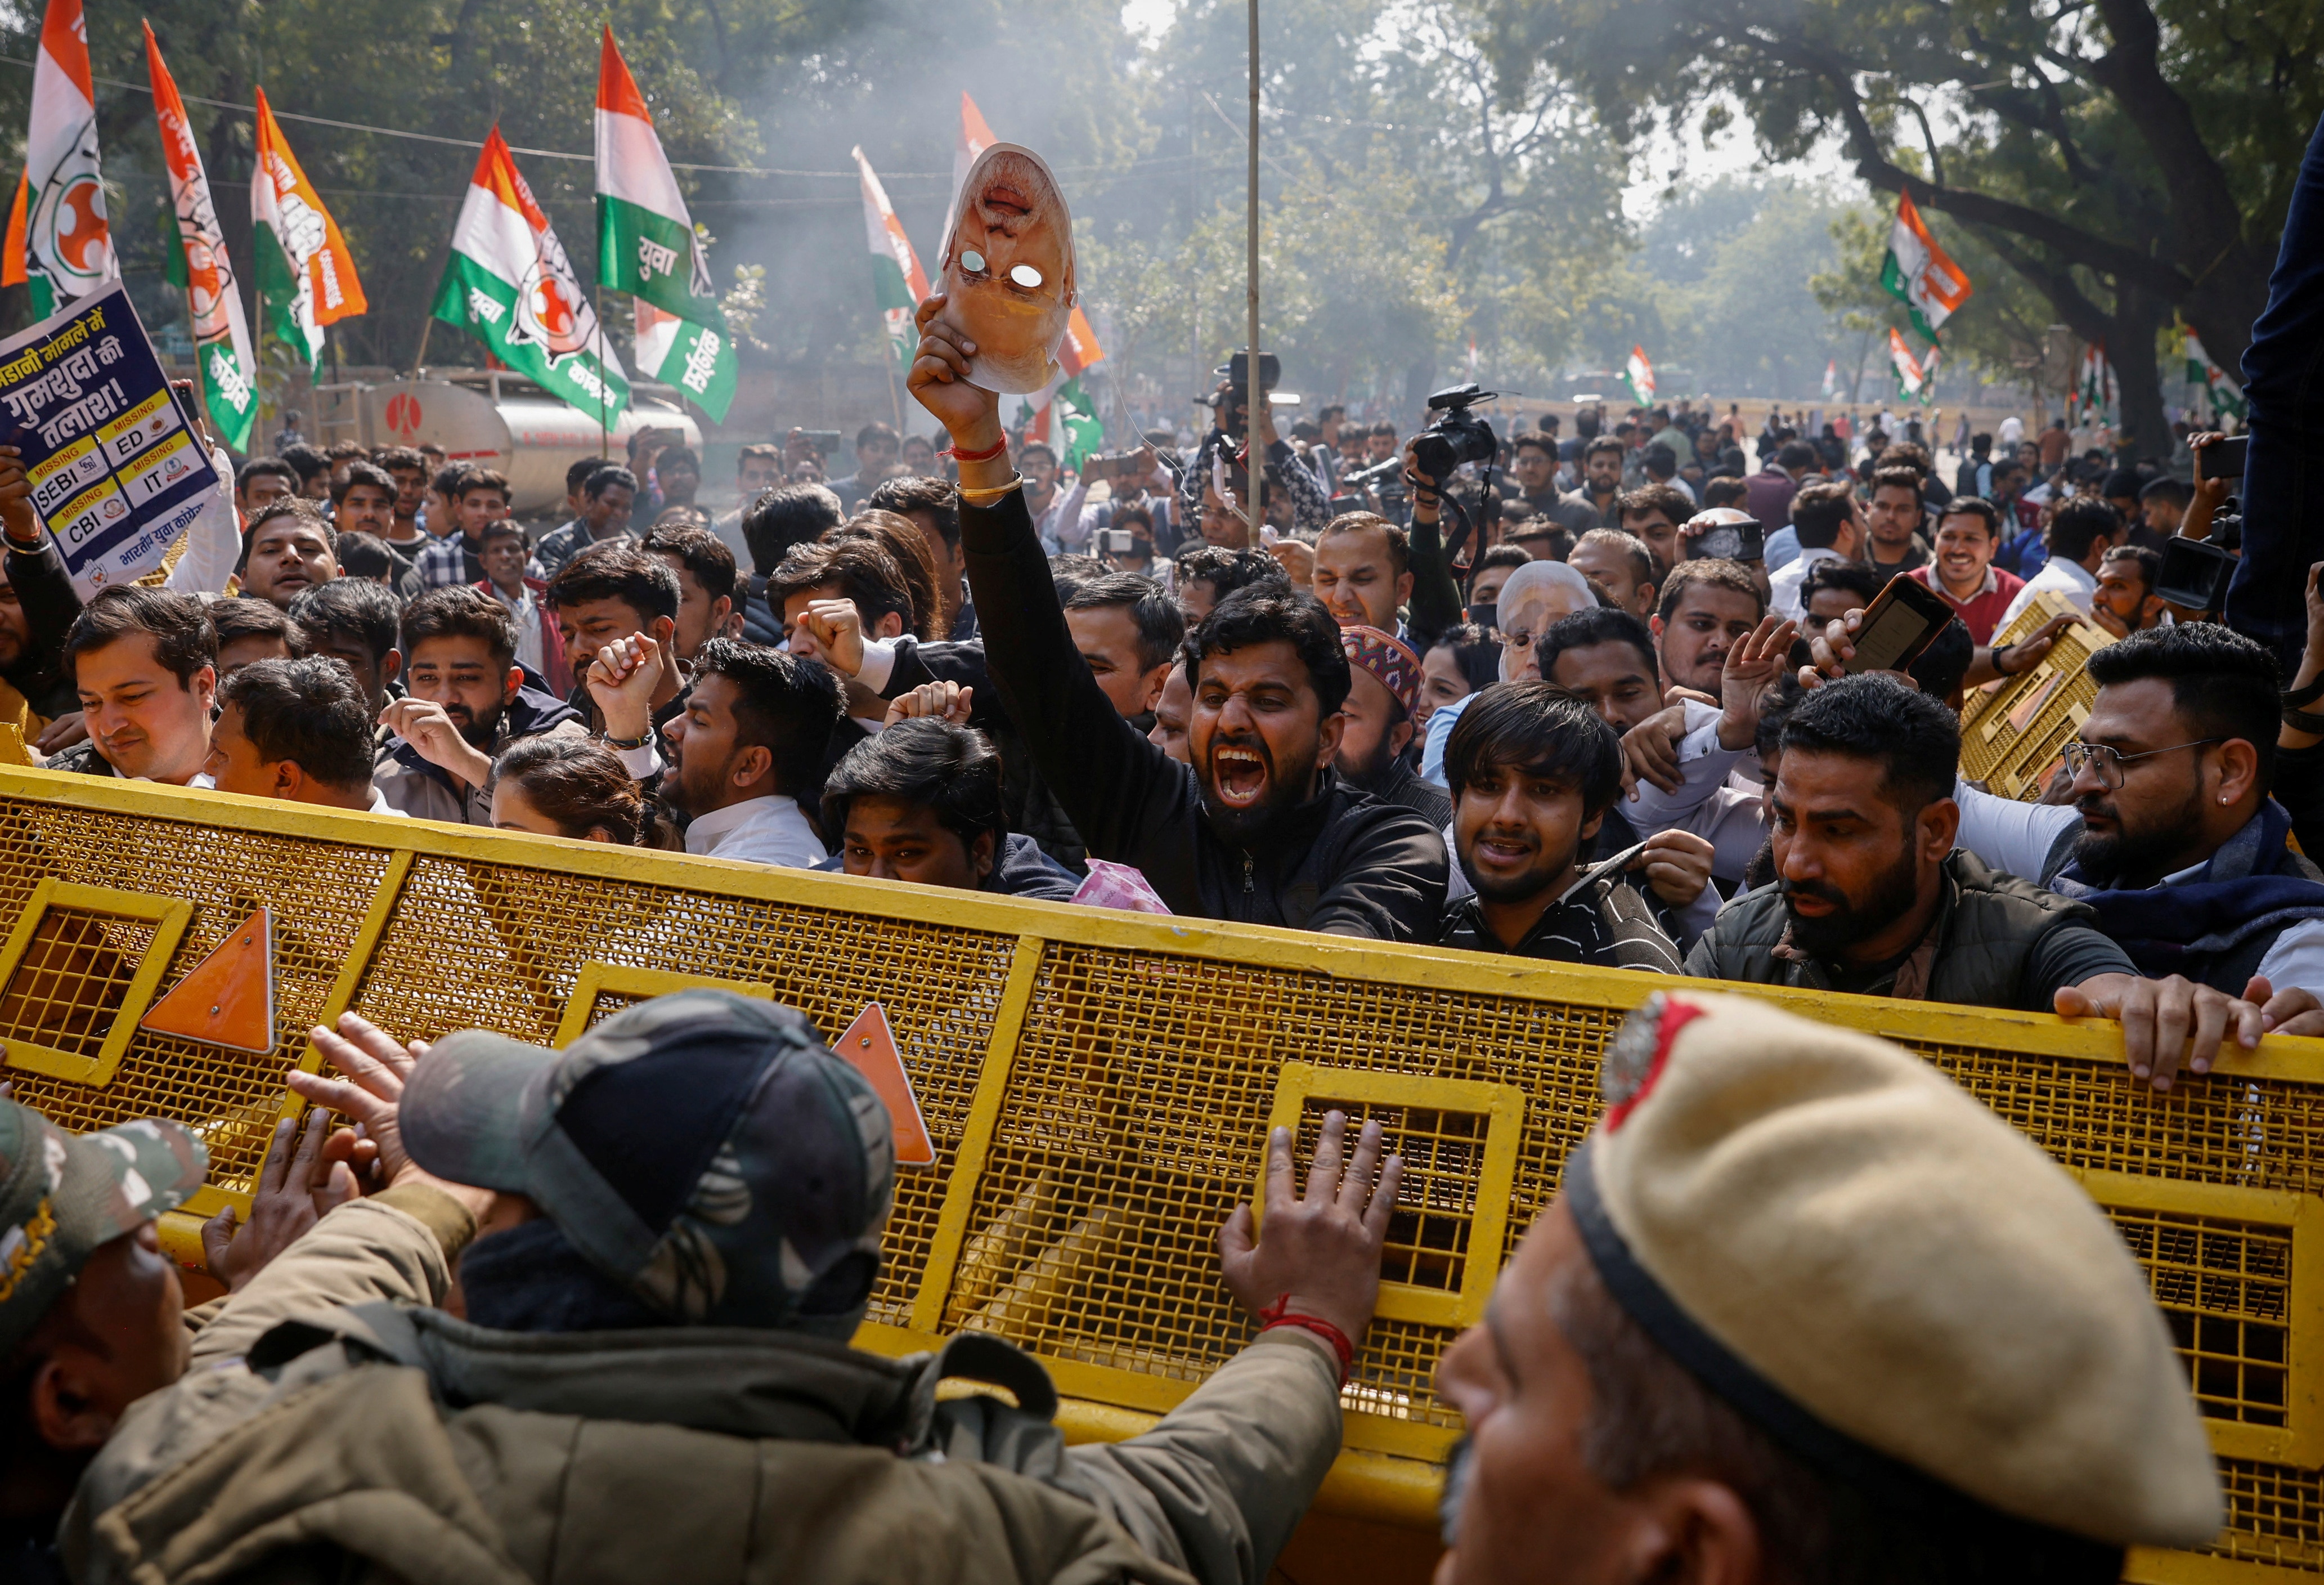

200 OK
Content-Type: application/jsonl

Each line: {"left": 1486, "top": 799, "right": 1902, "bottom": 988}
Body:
{"left": 313, "top": 371, "right": 702, "bottom": 517}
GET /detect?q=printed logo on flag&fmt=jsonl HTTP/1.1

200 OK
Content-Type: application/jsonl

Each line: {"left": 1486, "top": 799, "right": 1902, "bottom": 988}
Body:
{"left": 32, "top": 122, "right": 107, "bottom": 295}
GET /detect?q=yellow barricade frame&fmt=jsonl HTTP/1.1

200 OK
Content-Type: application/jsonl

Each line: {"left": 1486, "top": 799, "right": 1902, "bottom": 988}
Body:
{"left": 1, "top": 764, "right": 2321, "bottom": 1579}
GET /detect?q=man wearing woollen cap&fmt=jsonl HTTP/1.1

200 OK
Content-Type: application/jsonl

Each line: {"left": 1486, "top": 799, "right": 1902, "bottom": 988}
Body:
{"left": 1432, "top": 989, "right": 2219, "bottom": 1584}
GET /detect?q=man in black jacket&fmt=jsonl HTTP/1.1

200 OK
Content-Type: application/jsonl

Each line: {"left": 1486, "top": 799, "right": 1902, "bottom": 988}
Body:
{"left": 906, "top": 297, "right": 1446, "bottom": 939}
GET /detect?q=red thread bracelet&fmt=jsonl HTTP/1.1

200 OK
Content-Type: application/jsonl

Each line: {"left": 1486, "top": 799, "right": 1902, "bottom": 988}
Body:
{"left": 1258, "top": 1295, "right": 1353, "bottom": 1385}
{"left": 944, "top": 437, "right": 1008, "bottom": 463}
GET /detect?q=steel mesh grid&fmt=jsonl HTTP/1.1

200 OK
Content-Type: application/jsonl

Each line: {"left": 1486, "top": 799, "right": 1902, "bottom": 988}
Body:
{"left": 2110, "top": 1208, "right": 2292, "bottom": 1427}
{"left": 0, "top": 907, "right": 155, "bottom": 1058}
{"left": 346, "top": 857, "right": 1015, "bottom": 1322}
{"left": 0, "top": 803, "right": 393, "bottom": 1193}
{"left": 2210, "top": 1458, "right": 2324, "bottom": 1571}
{"left": 1907, "top": 1045, "right": 2324, "bottom": 1194}
{"left": 939, "top": 941, "right": 1619, "bottom": 1426}
{"left": 1291, "top": 1096, "right": 1481, "bottom": 1293}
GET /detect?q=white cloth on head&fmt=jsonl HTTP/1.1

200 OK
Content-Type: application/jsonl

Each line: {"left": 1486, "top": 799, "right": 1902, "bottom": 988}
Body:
{"left": 1493, "top": 560, "right": 1600, "bottom": 682}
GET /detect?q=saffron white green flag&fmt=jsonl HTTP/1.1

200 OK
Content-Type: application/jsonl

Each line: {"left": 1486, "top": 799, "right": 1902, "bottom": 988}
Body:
{"left": 432, "top": 127, "right": 629, "bottom": 426}
{"left": 1879, "top": 192, "right": 1972, "bottom": 342}
{"left": 3, "top": 0, "right": 114, "bottom": 318}
{"left": 633, "top": 298, "right": 735, "bottom": 421}
{"left": 2184, "top": 331, "right": 2247, "bottom": 423}
{"left": 1821, "top": 359, "right": 1840, "bottom": 402}
{"left": 596, "top": 27, "right": 734, "bottom": 420}
{"left": 1624, "top": 345, "right": 1655, "bottom": 406}
{"left": 1887, "top": 328, "right": 1927, "bottom": 400}
{"left": 856, "top": 146, "right": 930, "bottom": 368}
{"left": 252, "top": 88, "right": 367, "bottom": 373}
{"left": 145, "top": 23, "right": 254, "bottom": 452}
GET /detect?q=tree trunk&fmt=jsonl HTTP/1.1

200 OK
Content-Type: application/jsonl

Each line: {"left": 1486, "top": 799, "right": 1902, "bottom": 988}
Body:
{"left": 2107, "top": 287, "right": 2172, "bottom": 460}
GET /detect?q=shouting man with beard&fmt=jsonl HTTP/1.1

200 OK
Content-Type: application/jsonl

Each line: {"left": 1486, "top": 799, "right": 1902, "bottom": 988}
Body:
{"left": 907, "top": 295, "right": 1446, "bottom": 938}
{"left": 1686, "top": 673, "right": 2269, "bottom": 1086}
{"left": 375, "top": 586, "right": 586, "bottom": 824}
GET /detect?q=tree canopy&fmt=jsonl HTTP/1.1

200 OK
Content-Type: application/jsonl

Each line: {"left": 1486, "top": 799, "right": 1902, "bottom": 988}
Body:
{"left": 1477, "top": 0, "right": 2319, "bottom": 449}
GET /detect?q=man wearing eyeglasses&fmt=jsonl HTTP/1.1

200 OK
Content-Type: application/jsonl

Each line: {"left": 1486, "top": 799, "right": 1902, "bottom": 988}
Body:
{"left": 1950, "top": 624, "right": 2324, "bottom": 1076}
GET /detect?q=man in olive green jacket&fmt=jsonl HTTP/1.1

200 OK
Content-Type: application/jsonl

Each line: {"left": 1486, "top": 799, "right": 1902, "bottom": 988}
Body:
{"left": 65, "top": 992, "right": 1403, "bottom": 1585}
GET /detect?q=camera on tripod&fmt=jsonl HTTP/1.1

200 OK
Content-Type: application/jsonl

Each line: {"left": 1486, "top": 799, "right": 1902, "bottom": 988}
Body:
{"left": 1410, "top": 383, "right": 1499, "bottom": 482}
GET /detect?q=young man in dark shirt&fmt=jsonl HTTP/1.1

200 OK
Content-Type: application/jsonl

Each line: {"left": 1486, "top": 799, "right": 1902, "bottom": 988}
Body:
{"left": 1434, "top": 680, "right": 1681, "bottom": 969}
{"left": 905, "top": 296, "right": 1446, "bottom": 939}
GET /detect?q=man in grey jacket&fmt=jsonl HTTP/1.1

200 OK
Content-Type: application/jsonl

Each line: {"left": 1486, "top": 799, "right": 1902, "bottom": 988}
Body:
{"left": 64, "top": 991, "right": 1402, "bottom": 1585}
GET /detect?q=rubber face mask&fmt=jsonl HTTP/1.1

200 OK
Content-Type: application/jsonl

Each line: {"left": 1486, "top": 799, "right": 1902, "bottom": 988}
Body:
{"left": 934, "top": 144, "right": 1076, "bottom": 395}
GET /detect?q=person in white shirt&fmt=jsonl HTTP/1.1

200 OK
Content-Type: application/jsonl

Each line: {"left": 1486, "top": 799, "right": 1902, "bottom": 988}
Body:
{"left": 1766, "top": 481, "right": 1864, "bottom": 624}
{"left": 201, "top": 656, "right": 406, "bottom": 817}
{"left": 1951, "top": 624, "right": 2324, "bottom": 1055}
{"left": 1997, "top": 413, "right": 2025, "bottom": 448}
{"left": 590, "top": 633, "right": 842, "bottom": 867}
{"left": 1994, "top": 498, "right": 2124, "bottom": 631}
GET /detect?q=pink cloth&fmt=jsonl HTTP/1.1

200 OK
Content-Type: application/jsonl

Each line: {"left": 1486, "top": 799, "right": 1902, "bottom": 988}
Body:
{"left": 1071, "top": 859, "right": 1173, "bottom": 914}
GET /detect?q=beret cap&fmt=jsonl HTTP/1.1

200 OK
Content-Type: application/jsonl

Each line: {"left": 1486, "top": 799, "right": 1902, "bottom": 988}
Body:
{"left": 1574, "top": 991, "right": 2221, "bottom": 1548}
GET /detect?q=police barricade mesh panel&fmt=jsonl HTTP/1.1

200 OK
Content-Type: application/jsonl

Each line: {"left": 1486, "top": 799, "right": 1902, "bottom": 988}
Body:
{"left": 0, "top": 766, "right": 2316, "bottom": 1582}
{"left": 1957, "top": 592, "right": 2115, "bottom": 799}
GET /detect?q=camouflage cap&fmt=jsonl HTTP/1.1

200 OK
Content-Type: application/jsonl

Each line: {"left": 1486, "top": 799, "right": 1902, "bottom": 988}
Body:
{"left": 0, "top": 1099, "right": 207, "bottom": 1358}
{"left": 401, "top": 989, "right": 894, "bottom": 1336}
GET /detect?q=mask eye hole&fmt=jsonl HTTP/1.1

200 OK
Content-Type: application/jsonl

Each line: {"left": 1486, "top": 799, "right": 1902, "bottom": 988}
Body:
{"left": 1009, "top": 263, "right": 1043, "bottom": 289}
{"left": 961, "top": 248, "right": 987, "bottom": 274}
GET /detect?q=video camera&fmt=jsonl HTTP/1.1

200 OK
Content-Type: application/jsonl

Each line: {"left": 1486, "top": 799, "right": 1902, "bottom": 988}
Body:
{"left": 1410, "top": 383, "right": 1499, "bottom": 482}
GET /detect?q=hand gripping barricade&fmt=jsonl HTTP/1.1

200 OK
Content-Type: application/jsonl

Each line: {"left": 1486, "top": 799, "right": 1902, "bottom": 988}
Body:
{"left": 0, "top": 760, "right": 2315, "bottom": 1583}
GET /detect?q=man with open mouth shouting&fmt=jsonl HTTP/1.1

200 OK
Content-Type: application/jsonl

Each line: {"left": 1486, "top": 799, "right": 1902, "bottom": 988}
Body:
{"left": 907, "top": 298, "right": 1447, "bottom": 939}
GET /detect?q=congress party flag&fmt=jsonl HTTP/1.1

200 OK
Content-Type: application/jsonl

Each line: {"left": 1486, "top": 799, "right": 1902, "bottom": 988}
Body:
{"left": 1821, "top": 359, "right": 1840, "bottom": 402}
{"left": 955, "top": 92, "right": 1105, "bottom": 384}
{"left": 633, "top": 298, "right": 735, "bottom": 422}
{"left": 1887, "top": 326, "right": 1928, "bottom": 400}
{"left": 2074, "top": 342, "right": 2115, "bottom": 427}
{"left": 252, "top": 89, "right": 367, "bottom": 370}
{"left": 596, "top": 28, "right": 733, "bottom": 418}
{"left": 1917, "top": 344, "right": 1941, "bottom": 405}
{"left": 1879, "top": 192, "right": 1972, "bottom": 342}
{"left": 855, "top": 146, "right": 930, "bottom": 370}
{"left": 3, "top": 0, "right": 115, "bottom": 318}
{"left": 2183, "top": 330, "right": 2246, "bottom": 423}
{"left": 145, "top": 24, "right": 255, "bottom": 453}
{"left": 432, "top": 127, "right": 629, "bottom": 426}
{"left": 1624, "top": 345, "right": 1655, "bottom": 406}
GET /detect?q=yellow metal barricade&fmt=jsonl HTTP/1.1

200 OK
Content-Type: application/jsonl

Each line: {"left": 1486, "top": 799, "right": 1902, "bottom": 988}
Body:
{"left": 0, "top": 763, "right": 2314, "bottom": 1583}
{"left": 1958, "top": 591, "right": 2117, "bottom": 799}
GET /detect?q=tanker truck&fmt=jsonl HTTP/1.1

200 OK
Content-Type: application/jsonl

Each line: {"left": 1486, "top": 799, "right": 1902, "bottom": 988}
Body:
{"left": 305, "top": 370, "right": 703, "bottom": 519}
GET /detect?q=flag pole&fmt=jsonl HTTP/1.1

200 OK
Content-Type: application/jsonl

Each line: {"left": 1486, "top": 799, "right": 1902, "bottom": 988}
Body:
{"left": 595, "top": 287, "right": 608, "bottom": 460}
{"left": 883, "top": 338, "right": 905, "bottom": 438}
{"left": 1244, "top": 0, "right": 1262, "bottom": 545}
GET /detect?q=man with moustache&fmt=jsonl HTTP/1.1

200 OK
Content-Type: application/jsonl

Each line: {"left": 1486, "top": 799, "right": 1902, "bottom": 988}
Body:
{"left": 1429, "top": 992, "right": 2220, "bottom": 1585}
{"left": 1685, "top": 674, "right": 2268, "bottom": 1085}
{"left": 1433, "top": 679, "right": 1682, "bottom": 969}
{"left": 907, "top": 295, "right": 1445, "bottom": 939}
{"left": 373, "top": 587, "right": 587, "bottom": 824}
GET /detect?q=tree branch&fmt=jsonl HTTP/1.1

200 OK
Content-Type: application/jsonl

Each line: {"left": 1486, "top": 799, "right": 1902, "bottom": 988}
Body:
{"left": 2081, "top": 0, "right": 2249, "bottom": 265}
{"left": 1978, "top": 230, "right": 2111, "bottom": 346}
{"left": 1811, "top": 60, "right": 2190, "bottom": 297}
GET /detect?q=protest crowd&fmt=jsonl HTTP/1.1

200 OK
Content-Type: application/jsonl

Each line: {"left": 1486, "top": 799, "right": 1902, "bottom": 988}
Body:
{"left": 7, "top": 10, "right": 2324, "bottom": 1580}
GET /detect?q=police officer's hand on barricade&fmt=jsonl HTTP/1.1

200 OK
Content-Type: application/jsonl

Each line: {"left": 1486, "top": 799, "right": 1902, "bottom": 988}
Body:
{"left": 285, "top": 1013, "right": 495, "bottom": 1220}
{"left": 1219, "top": 1111, "right": 1403, "bottom": 1362}
{"left": 200, "top": 1108, "right": 358, "bottom": 1292}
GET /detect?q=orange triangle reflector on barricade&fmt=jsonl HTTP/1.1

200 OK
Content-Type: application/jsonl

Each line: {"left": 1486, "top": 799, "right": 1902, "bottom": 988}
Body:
{"left": 140, "top": 908, "right": 275, "bottom": 1053}
{"left": 835, "top": 1002, "right": 935, "bottom": 1167}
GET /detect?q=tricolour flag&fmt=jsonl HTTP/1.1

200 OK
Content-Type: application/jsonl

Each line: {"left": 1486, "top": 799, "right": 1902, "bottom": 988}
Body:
{"left": 855, "top": 146, "right": 929, "bottom": 369}
{"left": 1917, "top": 345, "right": 1941, "bottom": 406}
{"left": 1624, "top": 345, "right": 1654, "bottom": 406}
{"left": 2184, "top": 330, "right": 2246, "bottom": 423}
{"left": 1879, "top": 192, "right": 1972, "bottom": 342}
{"left": 596, "top": 28, "right": 734, "bottom": 420}
{"left": 1887, "top": 327, "right": 1927, "bottom": 399}
{"left": 145, "top": 24, "right": 255, "bottom": 452}
{"left": 1821, "top": 359, "right": 1840, "bottom": 402}
{"left": 3, "top": 0, "right": 114, "bottom": 317}
{"left": 432, "top": 127, "right": 629, "bottom": 426}
{"left": 2075, "top": 343, "right": 2115, "bottom": 426}
{"left": 252, "top": 88, "right": 366, "bottom": 371}
{"left": 634, "top": 298, "right": 735, "bottom": 422}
